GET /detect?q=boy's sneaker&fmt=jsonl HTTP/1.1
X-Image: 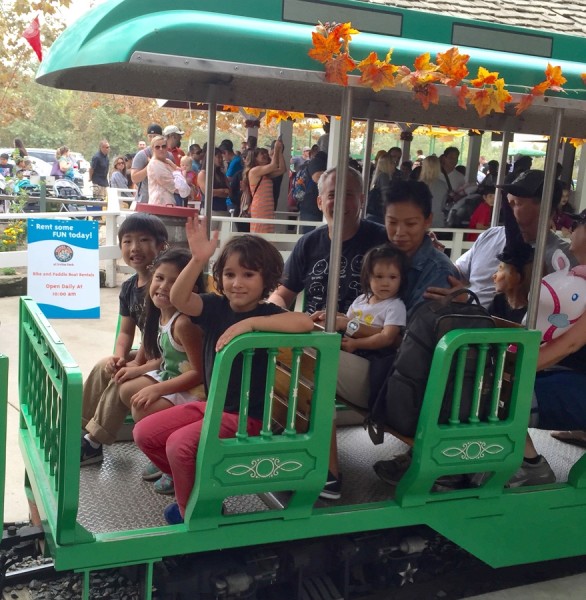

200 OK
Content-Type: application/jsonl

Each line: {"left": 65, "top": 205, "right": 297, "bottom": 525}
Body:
{"left": 373, "top": 450, "right": 412, "bottom": 486}
{"left": 154, "top": 474, "right": 175, "bottom": 495}
{"left": 141, "top": 461, "right": 162, "bottom": 481}
{"left": 319, "top": 471, "right": 342, "bottom": 500}
{"left": 507, "top": 456, "right": 556, "bottom": 487}
{"left": 164, "top": 502, "right": 184, "bottom": 525}
{"left": 80, "top": 436, "right": 103, "bottom": 466}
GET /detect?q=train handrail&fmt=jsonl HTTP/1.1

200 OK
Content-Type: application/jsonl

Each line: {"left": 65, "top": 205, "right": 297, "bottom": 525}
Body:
{"left": 18, "top": 297, "right": 93, "bottom": 547}
{"left": 0, "top": 355, "right": 7, "bottom": 526}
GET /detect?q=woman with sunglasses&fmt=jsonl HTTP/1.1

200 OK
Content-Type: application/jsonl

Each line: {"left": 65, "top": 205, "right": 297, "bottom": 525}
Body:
{"left": 147, "top": 135, "right": 178, "bottom": 205}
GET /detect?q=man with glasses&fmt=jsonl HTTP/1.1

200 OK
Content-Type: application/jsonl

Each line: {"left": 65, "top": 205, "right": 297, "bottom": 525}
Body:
{"left": 131, "top": 124, "right": 173, "bottom": 204}
{"left": 163, "top": 125, "right": 185, "bottom": 166}
{"left": 89, "top": 139, "right": 110, "bottom": 199}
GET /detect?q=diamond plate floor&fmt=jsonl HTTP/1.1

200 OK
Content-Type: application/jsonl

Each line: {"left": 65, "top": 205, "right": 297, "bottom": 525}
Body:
{"left": 78, "top": 427, "right": 585, "bottom": 534}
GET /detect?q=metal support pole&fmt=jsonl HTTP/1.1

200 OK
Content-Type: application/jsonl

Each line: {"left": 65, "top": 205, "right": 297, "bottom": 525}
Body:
{"left": 205, "top": 87, "right": 217, "bottom": 241}
{"left": 39, "top": 176, "right": 46, "bottom": 213}
{"left": 361, "top": 118, "right": 375, "bottom": 217}
{"left": 526, "top": 108, "right": 564, "bottom": 330}
{"left": 491, "top": 131, "right": 513, "bottom": 228}
{"left": 325, "top": 86, "right": 353, "bottom": 333}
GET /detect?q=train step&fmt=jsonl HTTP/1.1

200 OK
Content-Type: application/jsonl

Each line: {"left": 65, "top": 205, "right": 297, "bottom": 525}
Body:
{"left": 300, "top": 574, "right": 342, "bottom": 600}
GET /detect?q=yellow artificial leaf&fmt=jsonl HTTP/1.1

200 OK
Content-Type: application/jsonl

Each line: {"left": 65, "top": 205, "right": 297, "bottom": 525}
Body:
{"left": 493, "top": 78, "right": 512, "bottom": 109}
{"left": 469, "top": 89, "right": 493, "bottom": 118}
{"left": 471, "top": 67, "right": 499, "bottom": 88}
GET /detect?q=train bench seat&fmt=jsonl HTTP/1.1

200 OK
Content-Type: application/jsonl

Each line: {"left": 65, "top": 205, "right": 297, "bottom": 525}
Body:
{"left": 274, "top": 322, "right": 544, "bottom": 505}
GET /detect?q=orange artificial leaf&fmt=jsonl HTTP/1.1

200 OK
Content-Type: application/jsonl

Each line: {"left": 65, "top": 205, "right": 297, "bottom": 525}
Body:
{"left": 569, "top": 138, "right": 585, "bottom": 148}
{"left": 265, "top": 110, "right": 305, "bottom": 125}
{"left": 242, "top": 107, "right": 263, "bottom": 118}
{"left": 545, "top": 63, "right": 567, "bottom": 90}
{"left": 413, "top": 83, "right": 439, "bottom": 110}
{"left": 309, "top": 30, "right": 342, "bottom": 63}
{"left": 436, "top": 47, "right": 470, "bottom": 87}
{"left": 471, "top": 66, "right": 499, "bottom": 88}
{"left": 582, "top": 74, "right": 586, "bottom": 85}
{"left": 469, "top": 89, "right": 493, "bottom": 118}
{"left": 531, "top": 80, "right": 551, "bottom": 96}
{"left": 456, "top": 85, "right": 469, "bottom": 110}
{"left": 325, "top": 53, "right": 357, "bottom": 85}
{"left": 515, "top": 94, "right": 535, "bottom": 116}
{"left": 222, "top": 105, "right": 240, "bottom": 112}
{"left": 357, "top": 50, "right": 397, "bottom": 92}
{"left": 331, "top": 22, "right": 359, "bottom": 51}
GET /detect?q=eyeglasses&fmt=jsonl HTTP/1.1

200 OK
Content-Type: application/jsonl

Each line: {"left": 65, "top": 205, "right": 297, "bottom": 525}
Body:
{"left": 116, "top": 161, "right": 125, "bottom": 166}
{"left": 154, "top": 144, "right": 167, "bottom": 150}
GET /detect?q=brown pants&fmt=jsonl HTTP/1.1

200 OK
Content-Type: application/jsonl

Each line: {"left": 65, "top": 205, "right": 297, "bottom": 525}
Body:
{"left": 82, "top": 356, "right": 130, "bottom": 445}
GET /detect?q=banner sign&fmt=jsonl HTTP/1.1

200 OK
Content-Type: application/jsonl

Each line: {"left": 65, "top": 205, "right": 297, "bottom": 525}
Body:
{"left": 27, "top": 219, "right": 100, "bottom": 318}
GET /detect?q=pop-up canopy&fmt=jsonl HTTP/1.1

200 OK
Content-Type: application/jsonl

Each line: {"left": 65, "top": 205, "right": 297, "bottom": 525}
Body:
{"left": 36, "top": 0, "right": 586, "bottom": 137}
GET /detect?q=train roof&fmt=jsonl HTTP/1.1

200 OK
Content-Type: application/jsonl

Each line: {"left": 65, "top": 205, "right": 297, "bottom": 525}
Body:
{"left": 36, "top": 0, "right": 586, "bottom": 137}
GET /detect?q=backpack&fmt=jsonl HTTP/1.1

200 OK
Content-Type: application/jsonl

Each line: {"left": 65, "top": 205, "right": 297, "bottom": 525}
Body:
{"left": 368, "top": 289, "right": 495, "bottom": 441}
{"left": 289, "top": 163, "right": 312, "bottom": 207}
{"left": 445, "top": 193, "right": 482, "bottom": 228}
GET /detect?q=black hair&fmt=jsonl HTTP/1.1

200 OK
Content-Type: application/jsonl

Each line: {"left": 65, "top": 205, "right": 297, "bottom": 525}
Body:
{"left": 142, "top": 248, "right": 205, "bottom": 359}
{"left": 212, "top": 235, "right": 283, "bottom": 300}
{"left": 360, "top": 244, "right": 408, "bottom": 300}
{"left": 384, "top": 180, "right": 432, "bottom": 219}
{"left": 442, "top": 146, "right": 459, "bottom": 157}
{"left": 117, "top": 212, "right": 168, "bottom": 247}
{"left": 479, "top": 185, "right": 496, "bottom": 196}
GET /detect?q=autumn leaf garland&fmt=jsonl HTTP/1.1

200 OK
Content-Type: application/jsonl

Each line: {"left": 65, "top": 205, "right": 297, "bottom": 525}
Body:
{"left": 308, "top": 21, "right": 570, "bottom": 118}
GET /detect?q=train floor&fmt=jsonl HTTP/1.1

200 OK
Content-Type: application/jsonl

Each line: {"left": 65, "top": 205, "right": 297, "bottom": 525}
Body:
{"left": 76, "top": 425, "right": 584, "bottom": 533}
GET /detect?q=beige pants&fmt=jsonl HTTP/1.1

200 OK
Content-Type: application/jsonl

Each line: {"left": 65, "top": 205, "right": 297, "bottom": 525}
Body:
{"left": 335, "top": 350, "right": 371, "bottom": 409}
{"left": 82, "top": 356, "right": 130, "bottom": 445}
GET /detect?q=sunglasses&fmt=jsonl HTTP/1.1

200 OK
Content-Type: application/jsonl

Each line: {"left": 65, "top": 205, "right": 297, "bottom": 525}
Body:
{"left": 154, "top": 144, "right": 167, "bottom": 150}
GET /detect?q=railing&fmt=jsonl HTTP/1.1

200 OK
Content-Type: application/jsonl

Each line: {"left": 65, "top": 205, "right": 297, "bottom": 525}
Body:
{"left": 1, "top": 188, "right": 478, "bottom": 285}
{"left": 18, "top": 297, "right": 94, "bottom": 547}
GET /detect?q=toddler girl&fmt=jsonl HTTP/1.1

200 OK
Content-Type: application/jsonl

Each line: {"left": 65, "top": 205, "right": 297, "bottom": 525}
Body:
{"left": 336, "top": 244, "right": 408, "bottom": 410}
{"left": 133, "top": 218, "right": 313, "bottom": 524}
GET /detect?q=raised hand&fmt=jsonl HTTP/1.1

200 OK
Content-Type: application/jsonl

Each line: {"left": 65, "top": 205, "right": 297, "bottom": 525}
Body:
{"left": 185, "top": 216, "right": 219, "bottom": 263}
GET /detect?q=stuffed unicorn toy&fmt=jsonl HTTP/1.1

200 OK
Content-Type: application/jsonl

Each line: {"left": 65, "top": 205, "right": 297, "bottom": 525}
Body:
{"left": 536, "top": 249, "right": 586, "bottom": 342}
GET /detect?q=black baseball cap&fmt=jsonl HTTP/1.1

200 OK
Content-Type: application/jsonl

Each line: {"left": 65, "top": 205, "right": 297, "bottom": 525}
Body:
{"left": 497, "top": 169, "right": 561, "bottom": 199}
{"left": 147, "top": 123, "right": 163, "bottom": 135}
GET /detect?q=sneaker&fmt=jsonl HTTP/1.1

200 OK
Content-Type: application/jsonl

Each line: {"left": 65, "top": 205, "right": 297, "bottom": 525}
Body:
{"left": 154, "top": 474, "right": 175, "bottom": 495}
{"left": 141, "top": 461, "right": 162, "bottom": 481}
{"left": 507, "top": 456, "right": 556, "bottom": 488}
{"left": 80, "top": 436, "right": 103, "bottom": 466}
{"left": 319, "top": 471, "right": 342, "bottom": 500}
{"left": 163, "top": 502, "right": 184, "bottom": 525}
{"left": 373, "top": 450, "right": 412, "bottom": 486}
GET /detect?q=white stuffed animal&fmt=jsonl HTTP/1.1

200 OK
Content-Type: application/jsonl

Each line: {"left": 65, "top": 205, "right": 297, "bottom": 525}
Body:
{"left": 536, "top": 249, "right": 586, "bottom": 342}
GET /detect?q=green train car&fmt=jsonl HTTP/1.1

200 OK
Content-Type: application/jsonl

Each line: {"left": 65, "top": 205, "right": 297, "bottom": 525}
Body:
{"left": 3, "top": 1, "right": 586, "bottom": 598}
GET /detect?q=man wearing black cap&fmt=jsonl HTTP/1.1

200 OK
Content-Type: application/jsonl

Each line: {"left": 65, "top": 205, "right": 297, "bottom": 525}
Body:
{"left": 438, "top": 169, "right": 577, "bottom": 308}
{"left": 131, "top": 124, "right": 172, "bottom": 203}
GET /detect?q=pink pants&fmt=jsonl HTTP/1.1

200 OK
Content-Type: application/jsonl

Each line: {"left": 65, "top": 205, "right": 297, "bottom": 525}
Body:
{"left": 133, "top": 401, "right": 262, "bottom": 515}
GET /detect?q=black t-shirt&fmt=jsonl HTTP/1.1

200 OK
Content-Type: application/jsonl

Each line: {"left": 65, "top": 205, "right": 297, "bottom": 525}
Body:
{"left": 191, "top": 294, "right": 285, "bottom": 420}
{"left": 119, "top": 273, "right": 147, "bottom": 332}
{"left": 281, "top": 220, "right": 388, "bottom": 314}
{"left": 487, "top": 293, "right": 527, "bottom": 324}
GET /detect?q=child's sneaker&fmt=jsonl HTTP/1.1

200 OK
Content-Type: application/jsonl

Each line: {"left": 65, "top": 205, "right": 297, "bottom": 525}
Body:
{"left": 319, "top": 471, "right": 342, "bottom": 500}
{"left": 80, "top": 435, "right": 103, "bottom": 466}
{"left": 154, "top": 474, "right": 175, "bottom": 495}
{"left": 164, "top": 503, "right": 184, "bottom": 525}
{"left": 141, "top": 461, "right": 162, "bottom": 481}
